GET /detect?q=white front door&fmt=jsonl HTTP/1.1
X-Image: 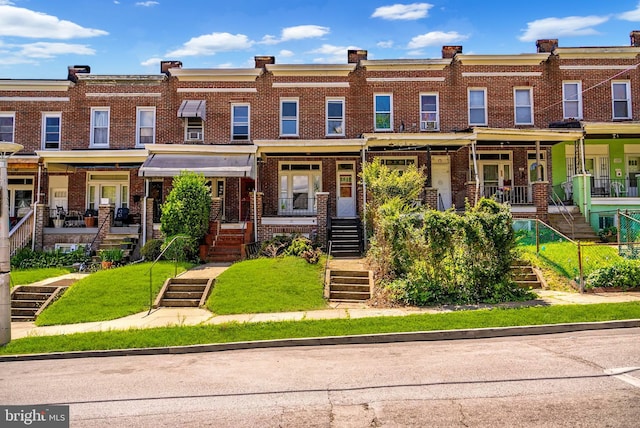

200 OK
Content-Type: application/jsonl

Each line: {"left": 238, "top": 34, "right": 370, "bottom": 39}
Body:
{"left": 431, "top": 155, "right": 451, "bottom": 210}
{"left": 336, "top": 162, "right": 356, "bottom": 217}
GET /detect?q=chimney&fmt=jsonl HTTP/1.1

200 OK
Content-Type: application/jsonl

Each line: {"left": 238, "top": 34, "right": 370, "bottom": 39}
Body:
{"left": 536, "top": 39, "right": 558, "bottom": 53}
{"left": 161, "top": 60, "right": 182, "bottom": 75}
{"left": 631, "top": 31, "right": 640, "bottom": 47}
{"left": 67, "top": 65, "right": 90, "bottom": 82}
{"left": 442, "top": 46, "right": 462, "bottom": 59}
{"left": 254, "top": 56, "right": 275, "bottom": 68}
{"left": 348, "top": 49, "right": 368, "bottom": 63}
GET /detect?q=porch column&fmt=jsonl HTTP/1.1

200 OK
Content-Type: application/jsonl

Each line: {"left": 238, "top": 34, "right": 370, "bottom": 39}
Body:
{"left": 316, "top": 192, "right": 329, "bottom": 248}
{"left": 424, "top": 188, "right": 438, "bottom": 210}
{"left": 145, "top": 197, "right": 154, "bottom": 243}
{"left": 211, "top": 197, "right": 222, "bottom": 222}
{"left": 250, "top": 192, "right": 264, "bottom": 241}
{"left": 466, "top": 182, "right": 477, "bottom": 208}
{"left": 532, "top": 181, "right": 549, "bottom": 222}
{"left": 97, "top": 204, "right": 114, "bottom": 245}
{"left": 33, "top": 204, "right": 47, "bottom": 251}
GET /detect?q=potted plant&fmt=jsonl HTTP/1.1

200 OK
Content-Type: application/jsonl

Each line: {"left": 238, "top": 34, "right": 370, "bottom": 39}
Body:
{"left": 99, "top": 248, "right": 124, "bottom": 269}
{"left": 84, "top": 209, "right": 97, "bottom": 227}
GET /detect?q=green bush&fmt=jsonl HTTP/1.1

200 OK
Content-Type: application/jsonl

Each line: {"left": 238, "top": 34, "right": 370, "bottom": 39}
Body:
{"left": 11, "top": 247, "right": 90, "bottom": 270}
{"left": 161, "top": 171, "right": 211, "bottom": 242}
{"left": 585, "top": 260, "right": 640, "bottom": 290}
{"left": 140, "top": 239, "right": 163, "bottom": 261}
{"left": 284, "top": 236, "right": 313, "bottom": 256}
{"left": 161, "top": 235, "right": 197, "bottom": 262}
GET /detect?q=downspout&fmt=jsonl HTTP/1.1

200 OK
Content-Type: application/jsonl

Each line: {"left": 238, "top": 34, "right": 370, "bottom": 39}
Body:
{"left": 361, "top": 142, "right": 367, "bottom": 250}
{"left": 253, "top": 154, "right": 258, "bottom": 243}
{"left": 31, "top": 162, "right": 42, "bottom": 251}
{"left": 142, "top": 178, "right": 148, "bottom": 246}
{"left": 580, "top": 136, "right": 588, "bottom": 220}
{"left": 471, "top": 137, "right": 480, "bottom": 204}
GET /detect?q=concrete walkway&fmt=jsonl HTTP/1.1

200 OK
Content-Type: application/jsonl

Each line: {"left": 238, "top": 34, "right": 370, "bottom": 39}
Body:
{"left": 9, "top": 261, "right": 640, "bottom": 341}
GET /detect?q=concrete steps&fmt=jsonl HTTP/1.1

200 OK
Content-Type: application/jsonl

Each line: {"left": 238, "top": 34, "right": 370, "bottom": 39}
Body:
{"left": 329, "top": 218, "right": 362, "bottom": 258}
{"left": 98, "top": 230, "right": 140, "bottom": 261}
{"left": 548, "top": 214, "right": 599, "bottom": 241}
{"left": 510, "top": 262, "right": 543, "bottom": 289}
{"left": 329, "top": 269, "right": 371, "bottom": 302}
{"left": 11, "top": 284, "right": 68, "bottom": 322}
{"left": 154, "top": 277, "right": 213, "bottom": 308}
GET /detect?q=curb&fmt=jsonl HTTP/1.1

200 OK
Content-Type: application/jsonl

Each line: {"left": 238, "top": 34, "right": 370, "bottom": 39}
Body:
{"left": 1, "top": 319, "right": 639, "bottom": 362}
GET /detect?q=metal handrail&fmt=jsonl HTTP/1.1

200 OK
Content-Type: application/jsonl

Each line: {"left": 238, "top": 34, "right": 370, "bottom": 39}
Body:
{"left": 549, "top": 187, "right": 574, "bottom": 239}
{"left": 86, "top": 208, "right": 113, "bottom": 257}
{"left": 147, "top": 234, "right": 190, "bottom": 315}
{"left": 323, "top": 240, "right": 332, "bottom": 292}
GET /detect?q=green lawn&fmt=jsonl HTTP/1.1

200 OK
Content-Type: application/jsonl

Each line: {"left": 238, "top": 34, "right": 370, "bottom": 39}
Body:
{"left": 207, "top": 256, "right": 327, "bottom": 314}
{"left": 10, "top": 267, "right": 73, "bottom": 288}
{"left": 35, "top": 261, "right": 192, "bottom": 326}
{"left": 2, "top": 302, "right": 639, "bottom": 356}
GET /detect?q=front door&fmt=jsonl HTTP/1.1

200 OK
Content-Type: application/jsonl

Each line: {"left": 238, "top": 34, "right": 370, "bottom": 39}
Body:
{"left": 336, "top": 162, "right": 356, "bottom": 217}
{"left": 431, "top": 155, "right": 451, "bottom": 210}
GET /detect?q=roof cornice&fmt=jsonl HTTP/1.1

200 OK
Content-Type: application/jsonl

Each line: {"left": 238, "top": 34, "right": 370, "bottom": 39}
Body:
{"left": 554, "top": 47, "right": 640, "bottom": 59}
{"left": 0, "top": 80, "right": 74, "bottom": 92}
{"left": 473, "top": 127, "right": 583, "bottom": 142}
{"left": 582, "top": 121, "right": 640, "bottom": 134}
{"left": 77, "top": 75, "right": 166, "bottom": 82}
{"left": 265, "top": 64, "right": 356, "bottom": 77}
{"left": 361, "top": 59, "right": 451, "bottom": 71}
{"left": 146, "top": 144, "right": 257, "bottom": 155}
{"left": 169, "top": 68, "right": 262, "bottom": 82}
{"left": 456, "top": 53, "right": 550, "bottom": 66}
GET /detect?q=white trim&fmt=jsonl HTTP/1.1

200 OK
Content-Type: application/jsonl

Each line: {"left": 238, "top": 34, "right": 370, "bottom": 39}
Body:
{"left": 90, "top": 107, "right": 110, "bottom": 147}
{"left": 611, "top": 80, "right": 632, "bottom": 120}
{"left": 419, "top": 93, "right": 439, "bottom": 131}
{"left": 136, "top": 106, "right": 156, "bottom": 147}
{"left": 514, "top": 87, "right": 534, "bottom": 125}
{"left": 560, "top": 65, "right": 640, "bottom": 70}
{"left": 280, "top": 97, "right": 299, "bottom": 137}
{"left": 326, "top": 97, "right": 345, "bottom": 137}
{"left": 41, "top": 112, "right": 62, "bottom": 150}
{"left": 374, "top": 93, "right": 393, "bottom": 131}
{"left": 562, "top": 81, "right": 583, "bottom": 120}
{"left": 0, "top": 97, "right": 70, "bottom": 102}
{"left": 462, "top": 72, "right": 542, "bottom": 77}
{"left": 177, "top": 88, "right": 257, "bottom": 93}
{"left": 468, "top": 88, "right": 487, "bottom": 126}
{"left": 0, "top": 80, "right": 73, "bottom": 91}
{"left": 367, "top": 77, "right": 445, "bottom": 82}
{"left": 231, "top": 103, "right": 250, "bottom": 141}
{"left": 272, "top": 82, "right": 349, "bottom": 88}
{"left": 86, "top": 93, "right": 161, "bottom": 98}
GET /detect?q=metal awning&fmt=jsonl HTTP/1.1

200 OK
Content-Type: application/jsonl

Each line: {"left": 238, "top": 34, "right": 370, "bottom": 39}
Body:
{"left": 138, "top": 153, "right": 253, "bottom": 177}
{"left": 177, "top": 100, "right": 206, "bottom": 119}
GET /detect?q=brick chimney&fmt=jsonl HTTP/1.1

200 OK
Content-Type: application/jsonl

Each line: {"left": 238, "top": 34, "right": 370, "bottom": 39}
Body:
{"left": 348, "top": 49, "right": 368, "bottom": 63}
{"left": 536, "top": 39, "right": 558, "bottom": 53}
{"left": 160, "top": 60, "right": 182, "bottom": 75}
{"left": 254, "top": 56, "right": 275, "bottom": 68}
{"left": 67, "top": 65, "right": 90, "bottom": 82}
{"left": 442, "top": 46, "right": 462, "bottom": 59}
{"left": 631, "top": 31, "right": 640, "bottom": 47}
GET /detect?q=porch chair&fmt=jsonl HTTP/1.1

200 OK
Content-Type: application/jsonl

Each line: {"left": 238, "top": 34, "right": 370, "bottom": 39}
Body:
{"left": 113, "top": 207, "right": 129, "bottom": 227}
{"left": 611, "top": 181, "right": 626, "bottom": 197}
{"left": 561, "top": 181, "right": 572, "bottom": 201}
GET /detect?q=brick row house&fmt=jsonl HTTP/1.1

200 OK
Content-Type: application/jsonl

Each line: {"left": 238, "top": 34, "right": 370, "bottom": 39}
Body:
{"left": 2, "top": 31, "right": 640, "bottom": 257}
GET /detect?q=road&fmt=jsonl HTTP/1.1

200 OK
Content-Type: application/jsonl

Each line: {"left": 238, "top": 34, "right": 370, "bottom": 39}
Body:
{"left": 2, "top": 328, "right": 639, "bottom": 427}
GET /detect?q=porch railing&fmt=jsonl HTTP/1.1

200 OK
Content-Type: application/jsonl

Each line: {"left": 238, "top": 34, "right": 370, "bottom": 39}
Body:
{"left": 481, "top": 185, "right": 531, "bottom": 205}
{"left": 590, "top": 177, "right": 637, "bottom": 198}
{"left": 276, "top": 197, "right": 317, "bottom": 216}
{"left": 9, "top": 209, "right": 34, "bottom": 256}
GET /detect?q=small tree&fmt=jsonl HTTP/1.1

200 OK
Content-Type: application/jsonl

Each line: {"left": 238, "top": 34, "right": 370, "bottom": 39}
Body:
{"left": 161, "top": 171, "right": 211, "bottom": 243}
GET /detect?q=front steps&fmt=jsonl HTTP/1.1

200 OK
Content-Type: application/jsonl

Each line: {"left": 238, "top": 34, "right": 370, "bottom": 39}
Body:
{"left": 11, "top": 284, "right": 68, "bottom": 322}
{"left": 548, "top": 213, "right": 599, "bottom": 241}
{"left": 97, "top": 226, "right": 141, "bottom": 261}
{"left": 154, "top": 277, "right": 213, "bottom": 308}
{"left": 510, "top": 261, "right": 543, "bottom": 289}
{"left": 329, "top": 218, "right": 362, "bottom": 258}
{"left": 205, "top": 223, "right": 250, "bottom": 263}
{"left": 328, "top": 270, "right": 372, "bottom": 302}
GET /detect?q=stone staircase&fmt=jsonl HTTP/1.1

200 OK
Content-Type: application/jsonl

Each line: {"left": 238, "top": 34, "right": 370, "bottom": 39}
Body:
{"left": 11, "top": 283, "right": 69, "bottom": 322}
{"left": 548, "top": 213, "right": 599, "bottom": 241}
{"left": 329, "top": 218, "right": 362, "bottom": 258}
{"left": 97, "top": 226, "right": 141, "bottom": 261}
{"left": 154, "top": 277, "right": 213, "bottom": 308}
{"left": 510, "top": 261, "right": 543, "bottom": 289}
{"left": 328, "top": 269, "right": 372, "bottom": 302}
{"left": 206, "top": 223, "right": 250, "bottom": 263}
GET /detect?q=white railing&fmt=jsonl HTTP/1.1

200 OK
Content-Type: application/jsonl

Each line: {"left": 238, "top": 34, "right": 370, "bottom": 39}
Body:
{"left": 9, "top": 209, "right": 34, "bottom": 256}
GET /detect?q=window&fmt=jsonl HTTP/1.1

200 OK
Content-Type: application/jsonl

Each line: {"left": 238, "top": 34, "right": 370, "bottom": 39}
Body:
{"left": 136, "top": 107, "right": 155, "bottom": 145}
{"left": 185, "top": 117, "right": 203, "bottom": 141}
{"left": 468, "top": 89, "right": 487, "bottom": 126}
{"left": 42, "top": 113, "right": 61, "bottom": 149}
{"left": 0, "top": 113, "right": 15, "bottom": 143}
{"left": 612, "top": 81, "right": 632, "bottom": 119}
{"left": 280, "top": 98, "right": 298, "bottom": 136}
{"left": 232, "top": 104, "right": 250, "bottom": 140}
{"left": 379, "top": 157, "right": 417, "bottom": 173}
{"left": 90, "top": 108, "right": 110, "bottom": 146}
{"left": 374, "top": 94, "right": 392, "bottom": 131}
{"left": 326, "top": 98, "right": 345, "bottom": 136}
{"left": 86, "top": 173, "right": 129, "bottom": 211}
{"left": 279, "top": 163, "right": 321, "bottom": 215}
{"left": 420, "top": 94, "right": 439, "bottom": 131}
{"left": 514, "top": 88, "right": 533, "bottom": 125}
{"left": 563, "top": 81, "right": 582, "bottom": 119}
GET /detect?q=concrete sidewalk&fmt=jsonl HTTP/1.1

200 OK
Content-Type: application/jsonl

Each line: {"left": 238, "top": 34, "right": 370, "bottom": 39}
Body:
{"left": 9, "top": 262, "right": 640, "bottom": 341}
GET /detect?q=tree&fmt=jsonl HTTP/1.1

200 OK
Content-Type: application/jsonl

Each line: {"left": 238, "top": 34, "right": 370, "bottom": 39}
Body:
{"left": 160, "top": 171, "right": 211, "bottom": 241}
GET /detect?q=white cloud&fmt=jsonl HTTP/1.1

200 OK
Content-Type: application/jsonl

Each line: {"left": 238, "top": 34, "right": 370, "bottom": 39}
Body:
{"left": 141, "top": 57, "right": 161, "bottom": 67}
{"left": 308, "top": 43, "right": 359, "bottom": 63}
{"left": 260, "top": 35, "right": 278, "bottom": 45}
{"left": 377, "top": 40, "right": 394, "bottom": 48}
{"left": 17, "top": 42, "right": 96, "bottom": 58}
{"left": 519, "top": 15, "right": 609, "bottom": 42}
{"left": 619, "top": 3, "right": 640, "bottom": 21}
{"left": 135, "top": 1, "right": 159, "bottom": 6}
{"left": 407, "top": 49, "right": 425, "bottom": 56}
{"left": 281, "top": 25, "right": 329, "bottom": 41}
{"left": 279, "top": 49, "right": 294, "bottom": 57}
{"left": 371, "top": 3, "right": 432, "bottom": 21}
{"left": 114, "top": 0, "right": 120, "bottom": 4}
{"left": 0, "top": 3, "right": 108, "bottom": 39}
{"left": 166, "top": 32, "right": 254, "bottom": 57}
{"left": 407, "top": 31, "right": 468, "bottom": 49}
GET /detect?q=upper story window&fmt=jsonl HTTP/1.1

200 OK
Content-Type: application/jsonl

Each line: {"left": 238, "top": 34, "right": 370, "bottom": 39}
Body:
{"left": 562, "top": 81, "right": 582, "bottom": 119}
{"left": 514, "top": 88, "right": 533, "bottom": 125}
{"left": 420, "top": 93, "right": 439, "bottom": 131}
{"left": 612, "top": 81, "right": 632, "bottom": 120}
{"left": 232, "top": 104, "right": 250, "bottom": 141}
{"left": 136, "top": 107, "right": 155, "bottom": 146}
{"left": 280, "top": 98, "right": 298, "bottom": 136}
{"left": 374, "top": 94, "right": 392, "bottom": 131}
{"left": 90, "top": 107, "right": 110, "bottom": 146}
{"left": 326, "top": 98, "right": 345, "bottom": 136}
{"left": 185, "top": 117, "right": 203, "bottom": 142}
{"left": 0, "top": 112, "right": 15, "bottom": 143}
{"left": 42, "top": 112, "right": 61, "bottom": 150}
{"left": 468, "top": 88, "right": 487, "bottom": 126}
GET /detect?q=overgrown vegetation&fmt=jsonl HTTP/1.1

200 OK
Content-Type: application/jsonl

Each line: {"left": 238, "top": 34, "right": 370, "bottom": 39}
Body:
{"left": 260, "top": 235, "right": 323, "bottom": 264}
{"left": 585, "top": 259, "right": 640, "bottom": 290}
{"left": 363, "top": 161, "right": 532, "bottom": 306}
{"left": 11, "top": 247, "right": 90, "bottom": 270}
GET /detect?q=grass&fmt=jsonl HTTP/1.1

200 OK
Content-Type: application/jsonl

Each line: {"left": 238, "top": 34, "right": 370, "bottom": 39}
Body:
{"left": 10, "top": 267, "right": 73, "bottom": 288}
{"left": 207, "top": 256, "right": 327, "bottom": 314}
{"left": 2, "top": 302, "right": 639, "bottom": 355}
{"left": 35, "top": 261, "right": 192, "bottom": 326}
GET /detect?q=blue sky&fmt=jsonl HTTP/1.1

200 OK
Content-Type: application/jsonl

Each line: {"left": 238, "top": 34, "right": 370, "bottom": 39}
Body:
{"left": 3, "top": 0, "right": 640, "bottom": 79}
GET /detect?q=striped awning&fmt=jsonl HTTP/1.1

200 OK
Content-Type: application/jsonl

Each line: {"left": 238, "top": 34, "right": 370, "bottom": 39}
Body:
{"left": 177, "top": 100, "right": 206, "bottom": 119}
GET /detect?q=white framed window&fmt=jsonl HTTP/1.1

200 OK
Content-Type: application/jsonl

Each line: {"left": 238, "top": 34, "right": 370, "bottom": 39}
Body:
{"left": 0, "top": 112, "right": 15, "bottom": 143}
{"left": 514, "top": 88, "right": 533, "bottom": 125}
{"left": 468, "top": 88, "right": 487, "bottom": 126}
{"left": 185, "top": 117, "right": 203, "bottom": 141}
{"left": 90, "top": 107, "right": 110, "bottom": 146}
{"left": 379, "top": 157, "right": 418, "bottom": 172}
{"left": 232, "top": 104, "right": 250, "bottom": 140}
{"left": 326, "top": 98, "right": 345, "bottom": 136}
{"left": 562, "top": 81, "right": 582, "bottom": 119}
{"left": 8, "top": 177, "right": 33, "bottom": 218}
{"left": 612, "top": 81, "right": 632, "bottom": 120}
{"left": 420, "top": 93, "right": 439, "bottom": 131}
{"left": 374, "top": 94, "right": 392, "bottom": 131}
{"left": 86, "top": 172, "right": 130, "bottom": 211}
{"left": 136, "top": 107, "right": 155, "bottom": 146}
{"left": 278, "top": 162, "right": 322, "bottom": 215}
{"left": 42, "top": 112, "right": 61, "bottom": 150}
{"left": 280, "top": 98, "right": 299, "bottom": 136}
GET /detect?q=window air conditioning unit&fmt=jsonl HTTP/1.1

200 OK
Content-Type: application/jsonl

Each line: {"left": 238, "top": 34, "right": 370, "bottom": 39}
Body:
{"left": 187, "top": 131, "right": 202, "bottom": 140}
{"left": 421, "top": 121, "right": 438, "bottom": 131}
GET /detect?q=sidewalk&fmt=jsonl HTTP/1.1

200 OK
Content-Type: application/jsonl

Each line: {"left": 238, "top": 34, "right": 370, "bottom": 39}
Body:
{"left": 10, "top": 262, "right": 640, "bottom": 341}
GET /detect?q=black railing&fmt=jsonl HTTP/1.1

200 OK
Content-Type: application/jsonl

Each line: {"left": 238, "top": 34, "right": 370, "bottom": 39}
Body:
{"left": 85, "top": 208, "right": 113, "bottom": 257}
{"left": 591, "top": 177, "right": 634, "bottom": 198}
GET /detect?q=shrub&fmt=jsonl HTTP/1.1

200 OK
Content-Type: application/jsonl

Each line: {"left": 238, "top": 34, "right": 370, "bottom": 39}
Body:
{"left": 99, "top": 248, "right": 124, "bottom": 263}
{"left": 260, "top": 235, "right": 293, "bottom": 258}
{"left": 141, "top": 239, "right": 163, "bottom": 261}
{"left": 300, "top": 247, "right": 322, "bottom": 264}
{"left": 161, "top": 171, "right": 211, "bottom": 242}
{"left": 585, "top": 260, "right": 640, "bottom": 290}
{"left": 284, "top": 236, "right": 313, "bottom": 256}
{"left": 161, "top": 235, "right": 197, "bottom": 262}
{"left": 11, "top": 247, "right": 91, "bottom": 270}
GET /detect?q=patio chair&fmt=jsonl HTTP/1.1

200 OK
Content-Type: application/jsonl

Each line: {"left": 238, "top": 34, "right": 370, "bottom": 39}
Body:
{"left": 561, "top": 181, "right": 572, "bottom": 201}
{"left": 611, "top": 181, "right": 626, "bottom": 197}
{"left": 113, "top": 207, "right": 129, "bottom": 227}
